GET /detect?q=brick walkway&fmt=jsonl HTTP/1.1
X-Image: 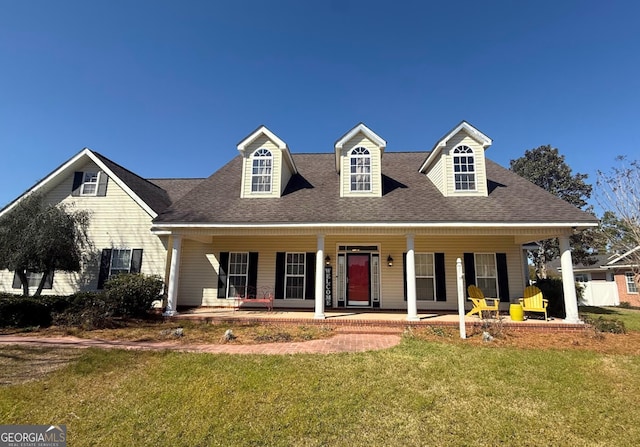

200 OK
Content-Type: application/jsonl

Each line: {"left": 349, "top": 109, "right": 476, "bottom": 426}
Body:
{"left": 0, "top": 332, "right": 402, "bottom": 355}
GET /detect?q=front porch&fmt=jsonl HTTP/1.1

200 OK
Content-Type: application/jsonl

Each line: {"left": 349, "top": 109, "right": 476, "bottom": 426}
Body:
{"left": 170, "top": 307, "right": 587, "bottom": 332}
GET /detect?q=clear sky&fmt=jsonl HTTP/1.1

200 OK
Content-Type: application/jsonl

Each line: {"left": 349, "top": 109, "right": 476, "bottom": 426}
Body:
{"left": 1, "top": 0, "right": 638, "bottom": 210}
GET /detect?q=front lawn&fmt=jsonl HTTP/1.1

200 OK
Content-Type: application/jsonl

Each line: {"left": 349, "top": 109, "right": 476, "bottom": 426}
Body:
{"left": 1, "top": 331, "right": 639, "bottom": 446}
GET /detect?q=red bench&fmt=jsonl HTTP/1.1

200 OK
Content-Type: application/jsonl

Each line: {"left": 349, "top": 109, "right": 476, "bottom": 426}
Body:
{"left": 234, "top": 287, "right": 274, "bottom": 311}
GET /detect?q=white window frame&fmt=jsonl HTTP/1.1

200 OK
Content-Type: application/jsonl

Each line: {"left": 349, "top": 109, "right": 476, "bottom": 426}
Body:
{"left": 81, "top": 171, "right": 100, "bottom": 196}
{"left": 227, "top": 252, "right": 249, "bottom": 298}
{"left": 284, "top": 252, "right": 306, "bottom": 299}
{"left": 349, "top": 147, "right": 371, "bottom": 192}
{"left": 475, "top": 253, "right": 498, "bottom": 298}
{"left": 415, "top": 253, "right": 436, "bottom": 301}
{"left": 251, "top": 148, "right": 273, "bottom": 193}
{"left": 625, "top": 272, "right": 638, "bottom": 294}
{"left": 110, "top": 249, "right": 133, "bottom": 277}
{"left": 453, "top": 145, "right": 476, "bottom": 191}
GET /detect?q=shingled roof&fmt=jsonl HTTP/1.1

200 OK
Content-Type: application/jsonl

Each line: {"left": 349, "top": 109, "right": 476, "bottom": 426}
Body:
{"left": 154, "top": 152, "right": 598, "bottom": 226}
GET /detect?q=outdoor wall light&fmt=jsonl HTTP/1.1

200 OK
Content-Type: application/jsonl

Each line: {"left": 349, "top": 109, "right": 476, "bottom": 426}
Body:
{"left": 387, "top": 255, "right": 394, "bottom": 267}
{"left": 325, "top": 255, "right": 331, "bottom": 265}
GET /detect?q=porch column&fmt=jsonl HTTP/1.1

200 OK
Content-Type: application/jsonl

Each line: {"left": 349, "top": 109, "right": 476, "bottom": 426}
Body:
{"left": 314, "top": 234, "right": 326, "bottom": 319}
{"left": 406, "top": 234, "right": 419, "bottom": 321}
{"left": 559, "top": 235, "right": 581, "bottom": 324}
{"left": 163, "top": 234, "right": 182, "bottom": 317}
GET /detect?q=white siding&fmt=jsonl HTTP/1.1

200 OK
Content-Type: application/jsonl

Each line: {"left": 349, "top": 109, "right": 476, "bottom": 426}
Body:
{"left": 0, "top": 159, "right": 168, "bottom": 295}
{"left": 426, "top": 154, "right": 446, "bottom": 195}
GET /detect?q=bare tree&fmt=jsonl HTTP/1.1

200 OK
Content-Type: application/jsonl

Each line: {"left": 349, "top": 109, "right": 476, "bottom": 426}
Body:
{"left": 596, "top": 157, "right": 640, "bottom": 290}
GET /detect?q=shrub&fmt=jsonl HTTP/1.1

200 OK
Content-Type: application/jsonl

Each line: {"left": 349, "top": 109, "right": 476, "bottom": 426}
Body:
{"left": 0, "top": 296, "right": 52, "bottom": 327}
{"left": 104, "top": 274, "right": 164, "bottom": 318}
{"left": 584, "top": 315, "right": 626, "bottom": 334}
{"left": 52, "top": 292, "right": 114, "bottom": 329}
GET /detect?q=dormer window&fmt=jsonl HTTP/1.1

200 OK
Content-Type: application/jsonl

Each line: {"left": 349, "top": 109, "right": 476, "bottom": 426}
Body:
{"left": 453, "top": 145, "right": 475, "bottom": 191}
{"left": 251, "top": 149, "right": 273, "bottom": 193}
{"left": 350, "top": 147, "right": 371, "bottom": 192}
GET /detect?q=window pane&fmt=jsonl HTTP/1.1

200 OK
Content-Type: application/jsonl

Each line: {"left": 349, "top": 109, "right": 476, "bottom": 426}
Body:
{"left": 416, "top": 278, "right": 435, "bottom": 301}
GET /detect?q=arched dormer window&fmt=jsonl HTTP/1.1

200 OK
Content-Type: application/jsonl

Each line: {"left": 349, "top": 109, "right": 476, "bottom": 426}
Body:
{"left": 350, "top": 147, "right": 371, "bottom": 191}
{"left": 251, "top": 148, "right": 272, "bottom": 193}
{"left": 453, "top": 145, "right": 475, "bottom": 191}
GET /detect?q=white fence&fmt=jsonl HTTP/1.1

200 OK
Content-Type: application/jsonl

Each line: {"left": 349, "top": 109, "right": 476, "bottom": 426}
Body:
{"left": 578, "top": 281, "right": 620, "bottom": 307}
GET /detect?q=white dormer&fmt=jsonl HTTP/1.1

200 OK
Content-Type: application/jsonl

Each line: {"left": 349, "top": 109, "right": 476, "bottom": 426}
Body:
{"left": 334, "top": 123, "right": 386, "bottom": 197}
{"left": 237, "top": 126, "right": 298, "bottom": 198}
{"left": 419, "top": 121, "right": 492, "bottom": 197}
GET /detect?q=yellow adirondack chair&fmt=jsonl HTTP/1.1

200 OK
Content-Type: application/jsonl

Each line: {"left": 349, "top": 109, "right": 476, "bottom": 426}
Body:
{"left": 519, "top": 286, "right": 549, "bottom": 321}
{"left": 466, "top": 285, "right": 500, "bottom": 318}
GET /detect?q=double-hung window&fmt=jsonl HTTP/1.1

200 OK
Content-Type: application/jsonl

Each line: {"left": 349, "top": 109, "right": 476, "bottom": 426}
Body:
{"left": 81, "top": 172, "right": 100, "bottom": 196}
{"left": 415, "top": 253, "right": 436, "bottom": 300}
{"left": 453, "top": 145, "right": 475, "bottom": 191}
{"left": 251, "top": 149, "right": 272, "bottom": 193}
{"left": 110, "top": 249, "right": 132, "bottom": 277}
{"left": 227, "top": 252, "right": 249, "bottom": 297}
{"left": 626, "top": 272, "right": 638, "bottom": 293}
{"left": 285, "top": 253, "right": 306, "bottom": 299}
{"left": 350, "top": 147, "right": 371, "bottom": 191}
{"left": 475, "top": 253, "right": 498, "bottom": 297}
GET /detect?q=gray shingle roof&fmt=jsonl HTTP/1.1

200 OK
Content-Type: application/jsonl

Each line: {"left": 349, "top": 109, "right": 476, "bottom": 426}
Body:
{"left": 154, "top": 152, "right": 598, "bottom": 225}
{"left": 92, "top": 152, "right": 174, "bottom": 214}
{"left": 148, "top": 178, "right": 205, "bottom": 204}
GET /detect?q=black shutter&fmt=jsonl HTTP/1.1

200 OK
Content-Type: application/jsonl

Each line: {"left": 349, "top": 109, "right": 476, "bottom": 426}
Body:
{"left": 130, "top": 249, "right": 143, "bottom": 273}
{"left": 305, "top": 252, "right": 316, "bottom": 300}
{"left": 403, "top": 252, "right": 407, "bottom": 301}
{"left": 97, "top": 172, "right": 108, "bottom": 196}
{"left": 496, "top": 253, "right": 510, "bottom": 302}
{"left": 274, "top": 252, "right": 285, "bottom": 299}
{"left": 248, "top": 252, "right": 259, "bottom": 297}
{"left": 43, "top": 270, "right": 54, "bottom": 289}
{"left": 12, "top": 271, "right": 21, "bottom": 289}
{"left": 97, "top": 249, "right": 112, "bottom": 289}
{"left": 463, "top": 253, "right": 475, "bottom": 290}
{"left": 217, "top": 252, "right": 229, "bottom": 298}
{"left": 72, "top": 172, "right": 83, "bottom": 196}
{"left": 434, "top": 253, "right": 447, "bottom": 302}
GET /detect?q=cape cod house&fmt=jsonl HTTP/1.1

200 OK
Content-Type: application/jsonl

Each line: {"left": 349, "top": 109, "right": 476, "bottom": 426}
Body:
{"left": 0, "top": 122, "right": 599, "bottom": 322}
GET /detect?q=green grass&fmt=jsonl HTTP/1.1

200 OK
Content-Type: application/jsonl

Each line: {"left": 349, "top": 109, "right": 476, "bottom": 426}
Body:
{"left": 580, "top": 305, "right": 640, "bottom": 331}
{"left": 2, "top": 337, "right": 640, "bottom": 446}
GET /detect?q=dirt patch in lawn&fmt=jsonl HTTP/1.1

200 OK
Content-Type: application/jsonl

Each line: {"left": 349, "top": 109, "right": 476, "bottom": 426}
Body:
{"left": 0, "top": 346, "right": 82, "bottom": 386}
{"left": 0, "top": 321, "right": 336, "bottom": 345}
{"left": 411, "top": 325, "right": 640, "bottom": 355}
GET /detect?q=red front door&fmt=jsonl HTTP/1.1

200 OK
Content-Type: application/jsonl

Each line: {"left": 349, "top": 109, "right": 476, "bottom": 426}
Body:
{"left": 347, "top": 254, "right": 370, "bottom": 306}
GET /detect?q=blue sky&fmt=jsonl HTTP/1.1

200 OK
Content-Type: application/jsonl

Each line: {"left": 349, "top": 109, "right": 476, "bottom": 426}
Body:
{"left": 1, "top": 0, "right": 638, "bottom": 210}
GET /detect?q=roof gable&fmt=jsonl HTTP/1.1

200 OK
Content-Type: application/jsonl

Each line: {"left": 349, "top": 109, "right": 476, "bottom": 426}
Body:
{"left": 419, "top": 121, "right": 492, "bottom": 174}
{"left": 334, "top": 123, "right": 386, "bottom": 172}
{"left": 1, "top": 148, "right": 172, "bottom": 218}
{"left": 237, "top": 125, "right": 297, "bottom": 174}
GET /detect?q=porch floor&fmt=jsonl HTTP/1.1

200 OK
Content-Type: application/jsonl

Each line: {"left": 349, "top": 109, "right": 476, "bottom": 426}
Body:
{"left": 170, "top": 307, "right": 586, "bottom": 332}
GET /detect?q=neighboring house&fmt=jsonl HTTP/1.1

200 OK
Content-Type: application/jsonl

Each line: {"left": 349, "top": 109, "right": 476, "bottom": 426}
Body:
{"left": 0, "top": 148, "right": 202, "bottom": 295}
{"left": 548, "top": 255, "right": 621, "bottom": 307}
{"left": 0, "top": 122, "right": 599, "bottom": 322}
{"left": 548, "top": 247, "right": 640, "bottom": 307}
{"left": 603, "top": 247, "right": 640, "bottom": 307}
{"left": 150, "top": 121, "right": 597, "bottom": 322}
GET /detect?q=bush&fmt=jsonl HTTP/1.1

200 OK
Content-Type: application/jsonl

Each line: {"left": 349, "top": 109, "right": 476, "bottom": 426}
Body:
{"left": 584, "top": 315, "right": 626, "bottom": 334}
{"left": 52, "top": 292, "right": 114, "bottom": 329}
{"left": 104, "top": 274, "right": 164, "bottom": 318}
{"left": 0, "top": 296, "right": 52, "bottom": 328}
